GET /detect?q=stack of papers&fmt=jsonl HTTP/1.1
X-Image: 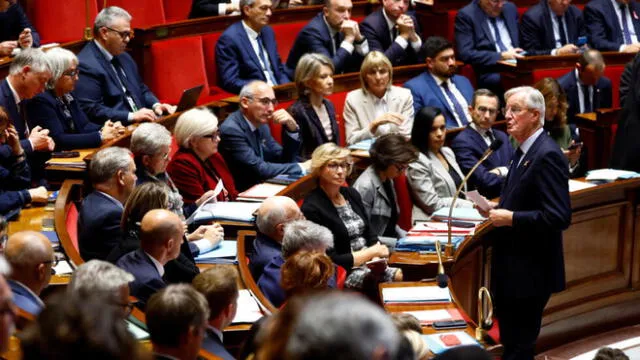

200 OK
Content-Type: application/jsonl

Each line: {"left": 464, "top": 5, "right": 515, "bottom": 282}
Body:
{"left": 422, "top": 331, "right": 481, "bottom": 354}
{"left": 231, "top": 290, "right": 264, "bottom": 324}
{"left": 126, "top": 320, "right": 150, "bottom": 340}
{"left": 395, "top": 236, "right": 464, "bottom": 252}
{"left": 569, "top": 179, "right": 597, "bottom": 192}
{"left": 431, "top": 208, "right": 486, "bottom": 222}
{"left": 403, "top": 308, "right": 464, "bottom": 326}
{"left": 192, "top": 201, "right": 261, "bottom": 223}
{"left": 195, "top": 240, "right": 237, "bottom": 264}
{"left": 348, "top": 138, "right": 375, "bottom": 151}
{"left": 381, "top": 286, "right": 451, "bottom": 304}
{"left": 237, "top": 183, "right": 287, "bottom": 201}
{"left": 409, "top": 221, "right": 475, "bottom": 236}
{"left": 585, "top": 169, "right": 640, "bottom": 182}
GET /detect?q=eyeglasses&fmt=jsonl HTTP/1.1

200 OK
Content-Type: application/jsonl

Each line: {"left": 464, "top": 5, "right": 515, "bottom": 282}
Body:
{"left": 475, "top": 106, "right": 498, "bottom": 116}
{"left": 394, "top": 163, "right": 409, "bottom": 172}
{"left": 248, "top": 96, "right": 278, "bottom": 106}
{"left": 62, "top": 69, "right": 79, "bottom": 77}
{"left": 105, "top": 26, "right": 134, "bottom": 40}
{"left": 326, "top": 161, "right": 353, "bottom": 171}
{"left": 42, "top": 257, "right": 60, "bottom": 275}
{"left": 118, "top": 301, "right": 137, "bottom": 316}
{"left": 202, "top": 130, "right": 220, "bottom": 139}
{"left": 502, "top": 106, "right": 531, "bottom": 116}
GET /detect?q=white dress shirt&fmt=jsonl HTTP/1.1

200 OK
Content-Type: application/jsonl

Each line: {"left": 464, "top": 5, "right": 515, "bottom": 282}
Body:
{"left": 241, "top": 21, "right": 276, "bottom": 86}
{"left": 611, "top": 0, "right": 639, "bottom": 50}
{"left": 382, "top": 9, "right": 422, "bottom": 53}
{"left": 486, "top": 16, "right": 515, "bottom": 52}
{"left": 550, "top": 12, "right": 571, "bottom": 53}
{"left": 323, "top": 16, "right": 369, "bottom": 56}
{"left": 145, "top": 251, "right": 165, "bottom": 277}
{"left": 575, "top": 69, "right": 593, "bottom": 114}
{"left": 517, "top": 127, "right": 544, "bottom": 167}
{"left": 430, "top": 73, "right": 472, "bottom": 127}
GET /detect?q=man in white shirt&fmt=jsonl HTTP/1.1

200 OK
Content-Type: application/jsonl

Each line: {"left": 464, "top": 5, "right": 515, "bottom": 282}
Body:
{"left": 585, "top": 0, "right": 640, "bottom": 52}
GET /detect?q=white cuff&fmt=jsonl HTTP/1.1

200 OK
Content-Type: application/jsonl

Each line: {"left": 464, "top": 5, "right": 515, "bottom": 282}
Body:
{"left": 355, "top": 39, "right": 369, "bottom": 55}
{"left": 394, "top": 36, "right": 409, "bottom": 49}
{"left": 194, "top": 239, "right": 215, "bottom": 254}
{"left": 340, "top": 41, "right": 354, "bottom": 54}
{"left": 410, "top": 37, "right": 422, "bottom": 53}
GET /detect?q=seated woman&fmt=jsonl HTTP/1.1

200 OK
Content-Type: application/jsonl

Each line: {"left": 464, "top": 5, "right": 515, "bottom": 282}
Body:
{"left": 343, "top": 51, "right": 414, "bottom": 145}
{"left": 407, "top": 106, "right": 473, "bottom": 221}
{"left": 301, "top": 143, "right": 402, "bottom": 290}
{"left": 288, "top": 53, "right": 339, "bottom": 160}
{"left": 281, "top": 250, "right": 334, "bottom": 300}
{"left": 0, "top": 107, "right": 47, "bottom": 217}
{"left": 166, "top": 107, "right": 238, "bottom": 208}
{"left": 353, "top": 133, "right": 418, "bottom": 244}
{"left": 25, "top": 48, "right": 124, "bottom": 150}
{"left": 534, "top": 77, "right": 583, "bottom": 177}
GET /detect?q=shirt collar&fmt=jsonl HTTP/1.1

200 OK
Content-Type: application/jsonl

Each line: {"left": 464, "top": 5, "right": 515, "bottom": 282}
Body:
{"left": 93, "top": 40, "right": 114, "bottom": 62}
{"left": 6, "top": 77, "right": 21, "bottom": 105}
{"left": 97, "top": 191, "right": 125, "bottom": 209}
{"left": 9, "top": 280, "right": 45, "bottom": 307}
{"left": 575, "top": 69, "right": 589, "bottom": 88}
{"left": 381, "top": 9, "right": 396, "bottom": 31}
{"left": 470, "top": 122, "right": 489, "bottom": 136}
{"left": 243, "top": 115, "right": 258, "bottom": 132}
{"left": 207, "top": 325, "right": 224, "bottom": 342}
{"left": 429, "top": 72, "right": 448, "bottom": 87}
{"left": 323, "top": 15, "right": 338, "bottom": 37}
{"left": 518, "top": 127, "right": 544, "bottom": 157}
{"left": 144, "top": 251, "right": 165, "bottom": 277}
{"left": 241, "top": 20, "right": 260, "bottom": 40}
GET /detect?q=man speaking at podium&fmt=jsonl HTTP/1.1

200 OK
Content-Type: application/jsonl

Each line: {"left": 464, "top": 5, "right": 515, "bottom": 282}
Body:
{"left": 481, "top": 86, "right": 571, "bottom": 360}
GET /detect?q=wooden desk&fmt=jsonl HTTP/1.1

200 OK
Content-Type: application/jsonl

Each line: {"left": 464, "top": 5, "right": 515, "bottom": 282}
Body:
{"left": 575, "top": 108, "right": 620, "bottom": 171}
{"left": 0, "top": 40, "right": 87, "bottom": 80}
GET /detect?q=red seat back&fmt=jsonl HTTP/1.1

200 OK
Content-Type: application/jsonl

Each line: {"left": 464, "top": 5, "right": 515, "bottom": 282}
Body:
{"left": 532, "top": 68, "right": 569, "bottom": 85}
{"left": 394, "top": 173, "right": 413, "bottom": 231}
{"left": 326, "top": 92, "right": 348, "bottom": 147}
{"left": 270, "top": 21, "right": 308, "bottom": 62}
{"left": 65, "top": 203, "right": 79, "bottom": 252}
{"left": 170, "top": 135, "right": 179, "bottom": 159}
{"left": 272, "top": 100, "right": 295, "bottom": 144}
{"left": 605, "top": 65, "right": 624, "bottom": 108}
{"left": 32, "top": 0, "right": 98, "bottom": 43}
{"left": 163, "top": 0, "right": 191, "bottom": 22}
{"left": 202, "top": 32, "right": 236, "bottom": 99}
{"left": 335, "top": 265, "right": 347, "bottom": 289}
{"left": 105, "top": 0, "right": 166, "bottom": 28}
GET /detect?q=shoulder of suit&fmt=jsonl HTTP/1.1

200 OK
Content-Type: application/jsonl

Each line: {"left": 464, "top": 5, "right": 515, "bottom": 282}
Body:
{"left": 390, "top": 85, "right": 412, "bottom": 97}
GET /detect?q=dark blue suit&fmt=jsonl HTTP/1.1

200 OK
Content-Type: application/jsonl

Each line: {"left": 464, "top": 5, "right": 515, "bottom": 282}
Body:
{"left": 557, "top": 69, "right": 612, "bottom": 124}
{"left": 0, "top": 3, "right": 40, "bottom": 47}
{"left": 77, "top": 191, "right": 124, "bottom": 261}
{"left": 286, "top": 13, "right": 363, "bottom": 77}
{"left": 25, "top": 90, "right": 102, "bottom": 151}
{"left": 360, "top": 9, "right": 422, "bottom": 66}
{"left": 116, "top": 249, "right": 166, "bottom": 308}
{"left": 0, "top": 152, "right": 31, "bottom": 216}
{"left": 248, "top": 232, "right": 282, "bottom": 280}
{"left": 76, "top": 41, "right": 159, "bottom": 125}
{"left": 201, "top": 330, "right": 234, "bottom": 360}
{"left": 0, "top": 79, "right": 34, "bottom": 154}
{"left": 455, "top": 0, "right": 520, "bottom": 92}
{"left": 215, "top": 22, "right": 290, "bottom": 94}
{"left": 287, "top": 97, "right": 339, "bottom": 161}
{"left": 450, "top": 126, "right": 513, "bottom": 199}
{"left": 491, "top": 131, "right": 571, "bottom": 360}
{"left": 219, "top": 110, "right": 302, "bottom": 192}
{"left": 520, "top": 0, "right": 586, "bottom": 56}
{"left": 8, "top": 280, "right": 43, "bottom": 316}
{"left": 584, "top": 0, "right": 640, "bottom": 51}
{"left": 403, "top": 72, "right": 474, "bottom": 129}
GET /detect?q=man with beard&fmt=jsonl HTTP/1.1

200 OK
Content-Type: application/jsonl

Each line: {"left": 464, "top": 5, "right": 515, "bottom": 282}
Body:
{"left": 404, "top": 36, "right": 474, "bottom": 129}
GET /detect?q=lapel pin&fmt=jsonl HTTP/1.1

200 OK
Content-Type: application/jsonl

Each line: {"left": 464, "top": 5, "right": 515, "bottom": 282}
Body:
{"left": 523, "top": 160, "right": 530, "bottom": 168}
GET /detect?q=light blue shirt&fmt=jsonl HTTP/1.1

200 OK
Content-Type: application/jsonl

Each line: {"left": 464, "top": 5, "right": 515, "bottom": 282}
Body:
{"left": 486, "top": 16, "right": 514, "bottom": 52}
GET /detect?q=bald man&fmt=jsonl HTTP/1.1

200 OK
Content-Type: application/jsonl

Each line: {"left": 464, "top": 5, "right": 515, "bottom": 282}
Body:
{"left": 250, "top": 196, "right": 304, "bottom": 280}
{"left": 116, "top": 209, "right": 183, "bottom": 308}
{"left": 4, "top": 231, "right": 54, "bottom": 315}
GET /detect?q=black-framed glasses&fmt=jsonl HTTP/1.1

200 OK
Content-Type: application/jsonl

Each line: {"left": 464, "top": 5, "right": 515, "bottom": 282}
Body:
{"left": 248, "top": 96, "right": 278, "bottom": 106}
{"left": 63, "top": 69, "right": 79, "bottom": 77}
{"left": 105, "top": 26, "right": 134, "bottom": 40}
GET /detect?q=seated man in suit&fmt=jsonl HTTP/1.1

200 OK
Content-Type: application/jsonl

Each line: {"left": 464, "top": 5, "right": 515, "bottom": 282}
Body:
{"left": 520, "top": 0, "right": 586, "bottom": 56}
{"left": 4, "top": 231, "right": 54, "bottom": 316}
{"left": 192, "top": 267, "right": 239, "bottom": 360}
{"left": 216, "top": 0, "right": 290, "bottom": 94}
{"left": 68, "top": 260, "right": 135, "bottom": 319}
{"left": 455, "top": 0, "right": 523, "bottom": 94}
{"left": 146, "top": 284, "right": 209, "bottom": 360}
{"left": 0, "top": 256, "right": 13, "bottom": 355}
{"left": 451, "top": 89, "right": 513, "bottom": 199}
{"left": 258, "top": 219, "right": 336, "bottom": 308}
{"left": 76, "top": 7, "right": 175, "bottom": 125}
{"left": 251, "top": 196, "right": 304, "bottom": 279}
{"left": 360, "top": 0, "right": 422, "bottom": 66}
{"left": 117, "top": 209, "right": 183, "bottom": 308}
{"left": 286, "top": 0, "right": 370, "bottom": 76}
{"left": 219, "top": 81, "right": 309, "bottom": 191}
{"left": 584, "top": 0, "right": 640, "bottom": 52}
{"left": 0, "top": 0, "right": 39, "bottom": 57}
{"left": 404, "top": 36, "right": 474, "bottom": 129}
{"left": 558, "top": 49, "right": 612, "bottom": 125}
{"left": 189, "top": 0, "right": 240, "bottom": 18}
{"left": 78, "top": 147, "right": 137, "bottom": 261}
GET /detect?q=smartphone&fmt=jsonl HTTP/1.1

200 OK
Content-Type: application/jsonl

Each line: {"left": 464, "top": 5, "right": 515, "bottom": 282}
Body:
{"left": 568, "top": 142, "right": 583, "bottom": 150}
{"left": 433, "top": 320, "right": 468, "bottom": 330}
{"left": 448, "top": 220, "right": 476, "bottom": 228}
{"left": 51, "top": 151, "right": 80, "bottom": 158}
{"left": 577, "top": 36, "right": 588, "bottom": 46}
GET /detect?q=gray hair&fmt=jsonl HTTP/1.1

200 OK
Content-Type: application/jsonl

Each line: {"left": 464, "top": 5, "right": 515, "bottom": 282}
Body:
{"left": 255, "top": 196, "right": 299, "bottom": 235}
{"left": 238, "top": 80, "right": 266, "bottom": 101}
{"left": 89, "top": 147, "right": 133, "bottom": 185}
{"left": 504, "top": 86, "right": 546, "bottom": 126}
{"left": 173, "top": 107, "right": 218, "bottom": 149}
{"left": 9, "top": 48, "right": 49, "bottom": 75}
{"left": 69, "top": 260, "right": 134, "bottom": 301}
{"left": 286, "top": 292, "right": 401, "bottom": 360}
{"left": 131, "top": 123, "right": 172, "bottom": 157}
{"left": 45, "top": 47, "right": 78, "bottom": 90}
{"left": 240, "top": 0, "right": 258, "bottom": 16}
{"left": 295, "top": 53, "right": 334, "bottom": 96}
{"left": 94, "top": 6, "right": 132, "bottom": 36}
{"left": 0, "top": 256, "right": 10, "bottom": 276}
{"left": 282, "top": 220, "right": 334, "bottom": 258}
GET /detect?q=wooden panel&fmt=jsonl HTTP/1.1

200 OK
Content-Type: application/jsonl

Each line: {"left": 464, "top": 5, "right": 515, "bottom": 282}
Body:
{"left": 450, "top": 245, "right": 484, "bottom": 323}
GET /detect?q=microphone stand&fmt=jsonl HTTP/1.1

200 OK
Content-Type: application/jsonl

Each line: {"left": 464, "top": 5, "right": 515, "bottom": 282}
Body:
{"left": 435, "top": 240, "right": 448, "bottom": 288}
{"left": 476, "top": 286, "right": 494, "bottom": 341}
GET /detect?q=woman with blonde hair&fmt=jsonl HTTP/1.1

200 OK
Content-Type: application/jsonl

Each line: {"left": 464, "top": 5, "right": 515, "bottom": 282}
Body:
{"left": 343, "top": 51, "right": 414, "bottom": 145}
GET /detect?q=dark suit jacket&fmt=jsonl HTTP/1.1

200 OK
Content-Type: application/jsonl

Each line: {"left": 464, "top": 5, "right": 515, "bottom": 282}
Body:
{"left": 0, "top": 79, "right": 34, "bottom": 154}
{"left": 219, "top": 110, "right": 302, "bottom": 191}
{"left": 249, "top": 232, "right": 282, "bottom": 280}
{"left": 450, "top": 126, "right": 513, "bottom": 199}
{"left": 520, "top": 0, "right": 586, "bottom": 55}
{"left": 557, "top": 69, "right": 612, "bottom": 124}
{"left": 116, "top": 248, "right": 167, "bottom": 307}
{"left": 201, "top": 329, "right": 235, "bottom": 360}
{"left": 403, "top": 72, "right": 474, "bottom": 129}
{"left": 24, "top": 90, "right": 102, "bottom": 151}
{"left": 301, "top": 186, "right": 378, "bottom": 270}
{"left": 584, "top": 0, "right": 640, "bottom": 51}
{"left": 0, "top": 3, "right": 40, "bottom": 47}
{"left": 287, "top": 97, "right": 339, "bottom": 161}
{"left": 76, "top": 41, "right": 159, "bottom": 125}
{"left": 286, "top": 13, "right": 363, "bottom": 77}
{"left": 611, "top": 51, "right": 640, "bottom": 171}
{"left": 360, "top": 9, "right": 422, "bottom": 66}
{"left": 8, "top": 280, "right": 43, "bottom": 316}
{"left": 215, "top": 22, "right": 290, "bottom": 94}
{"left": 491, "top": 131, "right": 571, "bottom": 299}
{"left": 455, "top": 0, "right": 519, "bottom": 87}
{"left": 78, "top": 191, "right": 124, "bottom": 261}
{"left": 189, "top": 0, "right": 225, "bottom": 18}
{"left": 0, "top": 152, "right": 31, "bottom": 216}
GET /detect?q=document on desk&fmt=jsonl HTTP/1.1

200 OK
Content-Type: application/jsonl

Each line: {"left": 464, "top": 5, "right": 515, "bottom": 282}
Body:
{"left": 422, "top": 331, "right": 481, "bottom": 354}
{"left": 569, "top": 179, "right": 597, "bottom": 193}
{"left": 382, "top": 286, "right": 451, "bottom": 304}
{"left": 192, "top": 202, "right": 261, "bottom": 223}
{"left": 431, "top": 208, "right": 485, "bottom": 222}
{"left": 403, "top": 308, "right": 464, "bottom": 325}
{"left": 126, "top": 320, "right": 150, "bottom": 340}
{"left": 195, "top": 240, "right": 237, "bottom": 264}
{"left": 585, "top": 169, "right": 640, "bottom": 182}
{"left": 466, "top": 190, "right": 492, "bottom": 212}
{"left": 237, "top": 183, "right": 287, "bottom": 201}
{"left": 232, "top": 290, "right": 264, "bottom": 324}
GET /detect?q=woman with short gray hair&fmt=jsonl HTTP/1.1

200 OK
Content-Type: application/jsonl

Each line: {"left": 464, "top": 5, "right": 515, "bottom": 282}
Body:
{"left": 25, "top": 47, "right": 124, "bottom": 150}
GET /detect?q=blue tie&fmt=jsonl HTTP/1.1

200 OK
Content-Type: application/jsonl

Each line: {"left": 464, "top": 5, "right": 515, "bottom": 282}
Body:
{"left": 256, "top": 34, "right": 278, "bottom": 85}
{"left": 441, "top": 81, "right": 469, "bottom": 127}
{"left": 254, "top": 130, "right": 264, "bottom": 159}
{"left": 490, "top": 17, "right": 508, "bottom": 52}
{"left": 621, "top": 4, "right": 633, "bottom": 45}
{"left": 582, "top": 85, "right": 592, "bottom": 113}
{"left": 557, "top": 15, "right": 568, "bottom": 45}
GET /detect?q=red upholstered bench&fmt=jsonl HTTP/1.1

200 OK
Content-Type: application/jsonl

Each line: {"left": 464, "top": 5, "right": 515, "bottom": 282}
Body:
{"left": 32, "top": 0, "right": 98, "bottom": 43}
{"left": 326, "top": 92, "right": 348, "bottom": 147}
{"left": 163, "top": 0, "right": 192, "bottom": 22}
{"left": 202, "top": 32, "right": 237, "bottom": 101}
{"left": 605, "top": 65, "right": 624, "bottom": 107}
{"left": 106, "top": 0, "right": 166, "bottom": 28}
{"left": 270, "top": 22, "right": 308, "bottom": 64}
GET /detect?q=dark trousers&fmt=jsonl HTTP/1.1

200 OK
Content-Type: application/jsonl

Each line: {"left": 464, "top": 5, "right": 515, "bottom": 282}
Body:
{"left": 495, "top": 293, "right": 551, "bottom": 360}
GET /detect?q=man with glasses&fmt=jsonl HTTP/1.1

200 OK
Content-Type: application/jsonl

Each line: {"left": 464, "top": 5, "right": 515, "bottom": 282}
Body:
{"left": 451, "top": 89, "right": 513, "bottom": 199}
{"left": 520, "top": 0, "right": 586, "bottom": 56}
{"left": 220, "top": 80, "right": 310, "bottom": 191}
{"left": 0, "top": 0, "right": 40, "bottom": 57}
{"left": 4, "top": 231, "right": 54, "bottom": 316}
{"left": 480, "top": 86, "right": 571, "bottom": 360}
{"left": 76, "top": 6, "right": 176, "bottom": 125}
{"left": 455, "top": 0, "right": 524, "bottom": 95}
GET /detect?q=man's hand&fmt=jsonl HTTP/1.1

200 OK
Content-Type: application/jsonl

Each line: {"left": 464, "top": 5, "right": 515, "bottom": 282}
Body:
{"left": 271, "top": 109, "right": 298, "bottom": 132}
{"left": 131, "top": 108, "right": 157, "bottom": 123}
{"left": 396, "top": 15, "right": 417, "bottom": 41}
{"left": 18, "top": 28, "right": 33, "bottom": 49}
{"left": 340, "top": 20, "right": 359, "bottom": 43}
{"left": 563, "top": 141, "right": 581, "bottom": 167}
{"left": 100, "top": 121, "right": 124, "bottom": 142}
{"left": 369, "top": 242, "right": 390, "bottom": 259}
{"left": 369, "top": 112, "right": 404, "bottom": 134}
{"left": 29, "top": 126, "right": 55, "bottom": 152}
{"left": 501, "top": 48, "right": 525, "bottom": 60}
{"left": 28, "top": 186, "right": 48, "bottom": 203}
{"left": 556, "top": 44, "right": 579, "bottom": 55}
{"left": 477, "top": 200, "right": 498, "bottom": 218}
{"left": 623, "top": 44, "right": 640, "bottom": 53}
{"left": 488, "top": 208, "right": 513, "bottom": 227}
{"left": 5, "top": 126, "right": 23, "bottom": 156}
{"left": 153, "top": 103, "right": 177, "bottom": 116}
{"left": 0, "top": 41, "right": 17, "bottom": 57}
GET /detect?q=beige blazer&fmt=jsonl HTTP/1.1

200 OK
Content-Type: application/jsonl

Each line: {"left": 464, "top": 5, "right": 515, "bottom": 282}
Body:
{"left": 343, "top": 86, "right": 414, "bottom": 145}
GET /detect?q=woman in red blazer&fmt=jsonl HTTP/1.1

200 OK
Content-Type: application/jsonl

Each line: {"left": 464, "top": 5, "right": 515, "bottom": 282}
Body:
{"left": 167, "top": 107, "right": 238, "bottom": 211}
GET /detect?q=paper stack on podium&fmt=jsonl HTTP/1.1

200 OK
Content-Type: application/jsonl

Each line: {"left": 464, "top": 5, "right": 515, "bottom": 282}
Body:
{"left": 232, "top": 290, "right": 264, "bottom": 324}
{"left": 381, "top": 286, "right": 452, "bottom": 304}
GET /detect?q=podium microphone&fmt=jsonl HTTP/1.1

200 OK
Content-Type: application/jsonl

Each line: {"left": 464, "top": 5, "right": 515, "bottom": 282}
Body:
{"left": 445, "top": 139, "right": 504, "bottom": 256}
{"left": 435, "top": 240, "right": 448, "bottom": 288}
